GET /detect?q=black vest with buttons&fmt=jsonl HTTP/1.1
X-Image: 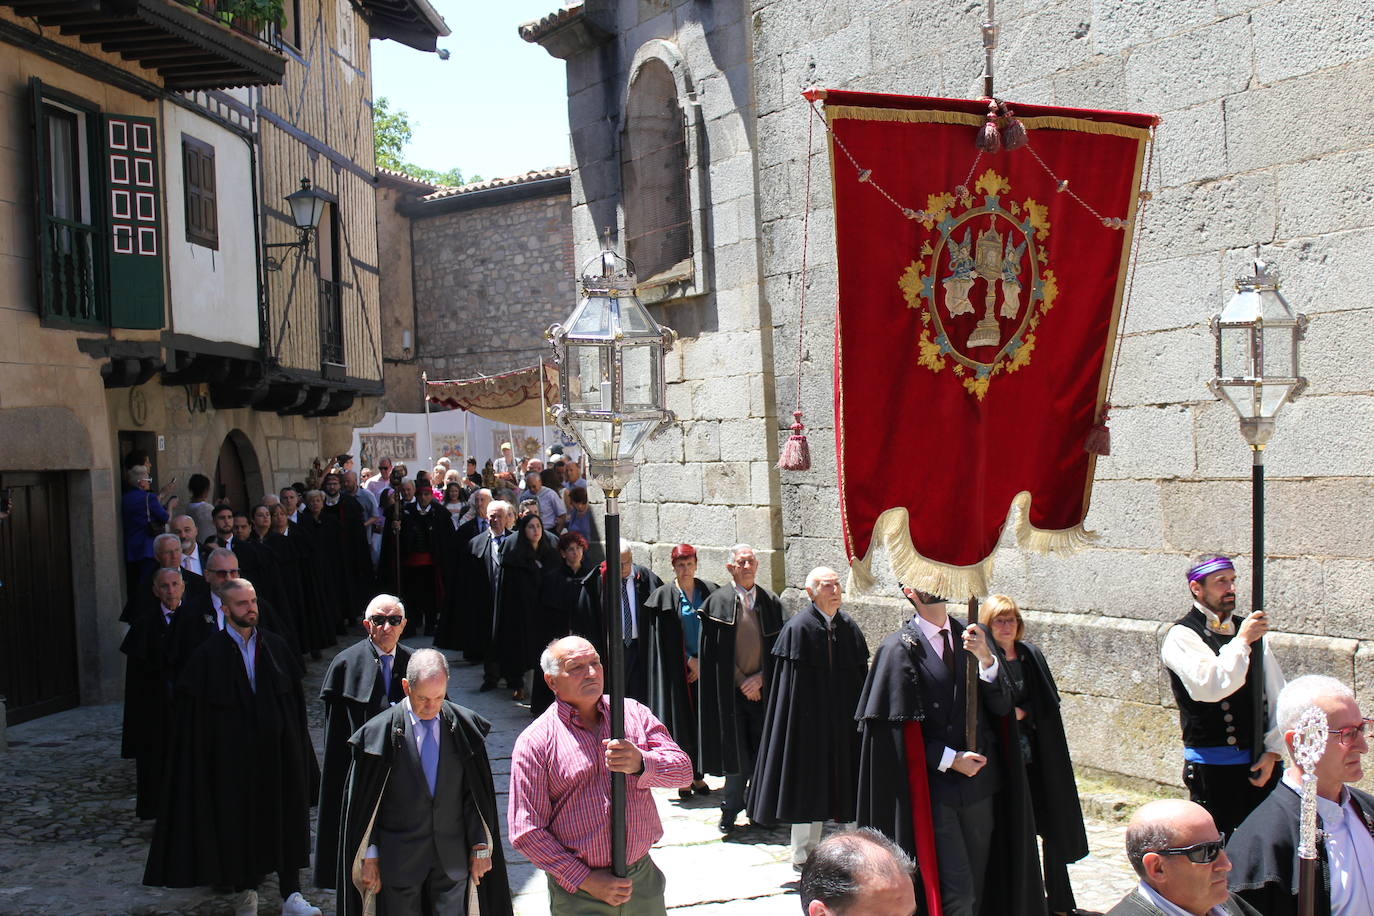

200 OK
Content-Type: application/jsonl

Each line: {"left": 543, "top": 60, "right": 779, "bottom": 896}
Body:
{"left": 1167, "top": 608, "right": 1257, "bottom": 752}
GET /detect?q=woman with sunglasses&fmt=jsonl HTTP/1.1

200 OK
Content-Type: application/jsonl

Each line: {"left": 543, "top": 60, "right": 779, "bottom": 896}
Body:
{"left": 981, "top": 594, "right": 1090, "bottom": 916}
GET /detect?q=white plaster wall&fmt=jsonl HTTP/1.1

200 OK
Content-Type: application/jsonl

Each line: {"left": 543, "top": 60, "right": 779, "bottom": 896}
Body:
{"left": 162, "top": 104, "right": 259, "bottom": 348}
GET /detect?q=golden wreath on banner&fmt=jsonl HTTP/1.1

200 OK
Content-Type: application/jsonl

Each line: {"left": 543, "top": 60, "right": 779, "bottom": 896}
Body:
{"left": 899, "top": 169, "right": 1059, "bottom": 401}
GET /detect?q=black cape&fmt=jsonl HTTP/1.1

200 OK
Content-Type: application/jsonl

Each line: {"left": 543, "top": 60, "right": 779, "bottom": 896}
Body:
{"left": 1228, "top": 781, "right": 1374, "bottom": 916}
{"left": 571, "top": 563, "right": 664, "bottom": 704}
{"left": 696, "top": 584, "right": 784, "bottom": 776}
{"left": 855, "top": 616, "right": 1046, "bottom": 916}
{"left": 337, "top": 700, "right": 513, "bottom": 916}
{"left": 143, "top": 627, "right": 320, "bottom": 889}
{"left": 314, "top": 637, "right": 413, "bottom": 888}
{"left": 748, "top": 604, "right": 870, "bottom": 824}
{"left": 642, "top": 578, "right": 718, "bottom": 764}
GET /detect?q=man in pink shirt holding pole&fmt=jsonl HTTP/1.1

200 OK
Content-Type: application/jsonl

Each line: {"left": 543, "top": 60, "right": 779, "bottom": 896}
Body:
{"left": 508, "top": 635, "right": 693, "bottom": 914}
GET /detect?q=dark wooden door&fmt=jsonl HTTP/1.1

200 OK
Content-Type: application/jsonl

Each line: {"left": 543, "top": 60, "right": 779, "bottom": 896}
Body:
{"left": 215, "top": 434, "right": 247, "bottom": 513}
{"left": 0, "top": 472, "right": 79, "bottom": 725}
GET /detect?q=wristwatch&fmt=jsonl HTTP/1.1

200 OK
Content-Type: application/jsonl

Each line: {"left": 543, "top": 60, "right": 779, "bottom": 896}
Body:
{"left": 472, "top": 844, "right": 491, "bottom": 860}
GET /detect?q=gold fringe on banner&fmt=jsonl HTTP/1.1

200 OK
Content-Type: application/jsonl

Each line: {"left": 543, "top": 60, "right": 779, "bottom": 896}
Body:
{"left": 824, "top": 105, "right": 1154, "bottom": 141}
{"left": 846, "top": 492, "right": 1098, "bottom": 598}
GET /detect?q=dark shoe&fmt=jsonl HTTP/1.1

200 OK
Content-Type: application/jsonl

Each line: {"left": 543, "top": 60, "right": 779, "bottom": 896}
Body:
{"left": 718, "top": 809, "right": 739, "bottom": 834}
{"left": 678, "top": 788, "right": 693, "bottom": 800}
{"left": 478, "top": 680, "right": 499, "bottom": 693}
{"left": 693, "top": 782, "right": 712, "bottom": 796}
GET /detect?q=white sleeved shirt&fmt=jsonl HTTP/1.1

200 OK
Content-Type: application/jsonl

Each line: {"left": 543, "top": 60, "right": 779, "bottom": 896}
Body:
{"left": 1160, "top": 602, "right": 1287, "bottom": 755}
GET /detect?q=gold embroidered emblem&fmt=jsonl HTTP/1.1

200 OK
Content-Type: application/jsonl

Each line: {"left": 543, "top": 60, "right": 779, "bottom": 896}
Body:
{"left": 899, "top": 170, "right": 1059, "bottom": 400}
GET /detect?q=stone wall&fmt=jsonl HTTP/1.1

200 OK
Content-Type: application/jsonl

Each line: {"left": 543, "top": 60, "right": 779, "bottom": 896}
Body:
{"left": 410, "top": 192, "right": 577, "bottom": 384}
{"left": 750, "top": 0, "right": 1374, "bottom": 786}
{"left": 548, "top": 0, "right": 789, "bottom": 589}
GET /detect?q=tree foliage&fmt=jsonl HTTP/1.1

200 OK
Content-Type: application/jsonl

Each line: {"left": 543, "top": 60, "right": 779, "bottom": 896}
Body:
{"left": 373, "top": 97, "right": 478, "bottom": 188}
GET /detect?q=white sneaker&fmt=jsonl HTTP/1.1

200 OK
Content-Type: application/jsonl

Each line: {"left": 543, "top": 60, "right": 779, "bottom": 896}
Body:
{"left": 228, "top": 888, "right": 258, "bottom": 916}
{"left": 281, "top": 891, "right": 322, "bottom": 916}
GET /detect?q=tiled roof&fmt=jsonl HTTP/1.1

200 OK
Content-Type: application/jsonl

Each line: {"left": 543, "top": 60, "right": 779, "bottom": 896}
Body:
{"left": 375, "top": 167, "right": 442, "bottom": 191}
{"left": 419, "top": 166, "right": 572, "bottom": 201}
{"left": 517, "top": 3, "right": 584, "bottom": 43}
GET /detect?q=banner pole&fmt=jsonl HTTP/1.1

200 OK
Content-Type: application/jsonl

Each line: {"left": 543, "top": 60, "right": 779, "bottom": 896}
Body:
{"left": 539, "top": 361, "right": 549, "bottom": 459}
{"left": 422, "top": 371, "right": 433, "bottom": 468}
{"left": 965, "top": 595, "right": 980, "bottom": 750}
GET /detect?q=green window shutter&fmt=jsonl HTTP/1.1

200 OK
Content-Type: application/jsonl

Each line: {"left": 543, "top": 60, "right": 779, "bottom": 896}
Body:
{"left": 104, "top": 113, "right": 165, "bottom": 329}
{"left": 28, "top": 78, "right": 55, "bottom": 319}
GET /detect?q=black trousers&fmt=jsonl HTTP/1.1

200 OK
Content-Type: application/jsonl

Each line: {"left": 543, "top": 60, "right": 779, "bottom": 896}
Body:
{"left": 929, "top": 795, "right": 995, "bottom": 916}
{"left": 722, "top": 694, "right": 767, "bottom": 816}
{"left": 1183, "top": 758, "right": 1281, "bottom": 838}
{"left": 378, "top": 863, "right": 466, "bottom": 916}
{"left": 401, "top": 563, "right": 438, "bottom": 635}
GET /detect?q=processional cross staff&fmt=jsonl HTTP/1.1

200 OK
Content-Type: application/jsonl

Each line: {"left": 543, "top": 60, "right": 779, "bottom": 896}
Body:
{"left": 1292, "top": 706, "right": 1327, "bottom": 916}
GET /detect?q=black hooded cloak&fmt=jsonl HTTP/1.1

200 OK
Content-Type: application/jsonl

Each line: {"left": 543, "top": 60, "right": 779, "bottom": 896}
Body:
{"left": 696, "top": 583, "right": 784, "bottom": 776}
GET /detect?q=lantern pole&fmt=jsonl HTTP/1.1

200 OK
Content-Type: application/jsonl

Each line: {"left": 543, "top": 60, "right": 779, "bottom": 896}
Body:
{"left": 602, "top": 482, "right": 627, "bottom": 877}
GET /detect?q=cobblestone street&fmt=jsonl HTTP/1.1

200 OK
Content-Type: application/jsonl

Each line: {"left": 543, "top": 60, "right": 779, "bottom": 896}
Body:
{"left": 2, "top": 636, "right": 1141, "bottom": 915}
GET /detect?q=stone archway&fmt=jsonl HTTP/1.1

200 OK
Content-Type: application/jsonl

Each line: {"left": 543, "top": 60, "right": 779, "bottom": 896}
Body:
{"left": 214, "top": 429, "right": 265, "bottom": 513}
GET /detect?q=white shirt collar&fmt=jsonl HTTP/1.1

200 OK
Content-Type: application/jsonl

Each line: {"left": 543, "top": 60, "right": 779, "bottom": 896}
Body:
{"left": 1136, "top": 880, "right": 1227, "bottom": 916}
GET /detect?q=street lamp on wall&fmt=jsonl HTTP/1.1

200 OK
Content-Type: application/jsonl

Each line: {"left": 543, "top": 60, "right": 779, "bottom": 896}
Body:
{"left": 546, "top": 241, "right": 677, "bottom": 878}
{"left": 264, "top": 177, "right": 329, "bottom": 271}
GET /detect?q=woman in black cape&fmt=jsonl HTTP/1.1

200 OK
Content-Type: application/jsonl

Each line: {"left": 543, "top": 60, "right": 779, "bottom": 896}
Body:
{"left": 300, "top": 489, "right": 348, "bottom": 635}
{"left": 529, "top": 530, "right": 591, "bottom": 716}
{"left": 496, "top": 513, "right": 560, "bottom": 702}
{"left": 981, "top": 594, "right": 1090, "bottom": 916}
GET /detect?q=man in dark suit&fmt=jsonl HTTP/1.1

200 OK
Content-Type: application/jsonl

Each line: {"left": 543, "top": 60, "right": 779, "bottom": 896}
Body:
{"left": 573, "top": 547, "right": 664, "bottom": 704}
{"left": 338, "top": 648, "right": 511, "bottom": 916}
{"left": 315, "top": 594, "right": 415, "bottom": 889}
{"left": 472, "top": 500, "right": 514, "bottom": 691}
{"left": 855, "top": 589, "right": 1041, "bottom": 916}
{"left": 1107, "top": 799, "right": 1259, "bottom": 916}
{"left": 121, "top": 533, "right": 210, "bottom": 623}
{"left": 697, "top": 544, "right": 784, "bottom": 834}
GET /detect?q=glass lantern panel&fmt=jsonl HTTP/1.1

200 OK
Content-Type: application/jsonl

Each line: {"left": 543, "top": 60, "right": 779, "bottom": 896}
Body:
{"left": 1259, "top": 380, "right": 1296, "bottom": 419}
{"left": 568, "top": 295, "right": 615, "bottom": 338}
{"left": 615, "top": 294, "right": 658, "bottom": 337}
{"left": 1261, "top": 324, "right": 1295, "bottom": 378}
{"left": 567, "top": 344, "right": 613, "bottom": 412}
{"left": 617, "top": 419, "right": 658, "bottom": 459}
{"left": 1217, "top": 325, "right": 1252, "bottom": 379}
{"left": 577, "top": 417, "right": 617, "bottom": 462}
{"left": 621, "top": 343, "right": 661, "bottom": 411}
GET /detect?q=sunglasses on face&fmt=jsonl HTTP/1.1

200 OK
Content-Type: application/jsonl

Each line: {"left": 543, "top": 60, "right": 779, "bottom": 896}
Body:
{"left": 1151, "top": 834, "right": 1227, "bottom": 865}
{"left": 369, "top": 614, "right": 404, "bottom": 627}
{"left": 1329, "top": 718, "right": 1374, "bottom": 747}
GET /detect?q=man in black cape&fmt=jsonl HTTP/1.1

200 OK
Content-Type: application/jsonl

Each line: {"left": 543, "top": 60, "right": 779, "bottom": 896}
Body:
{"left": 323, "top": 470, "right": 374, "bottom": 623}
{"left": 121, "top": 567, "right": 211, "bottom": 819}
{"left": 697, "top": 543, "right": 784, "bottom": 833}
{"left": 337, "top": 649, "right": 512, "bottom": 916}
{"left": 315, "top": 593, "right": 414, "bottom": 889}
{"left": 143, "top": 577, "right": 322, "bottom": 916}
{"left": 855, "top": 589, "right": 1044, "bottom": 916}
{"left": 396, "top": 482, "right": 453, "bottom": 637}
{"left": 748, "top": 566, "right": 870, "bottom": 867}
{"left": 434, "top": 488, "right": 491, "bottom": 653}
{"left": 1227, "top": 674, "right": 1374, "bottom": 916}
{"left": 120, "top": 533, "right": 209, "bottom": 623}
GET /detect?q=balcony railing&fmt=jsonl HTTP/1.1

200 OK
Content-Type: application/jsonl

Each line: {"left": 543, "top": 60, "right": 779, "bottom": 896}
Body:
{"left": 42, "top": 217, "right": 101, "bottom": 325}
{"left": 319, "top": 279, "right": 345, "bottom": 374}
{"left": 183, "top": 0, "right": 283, "bottom": 53}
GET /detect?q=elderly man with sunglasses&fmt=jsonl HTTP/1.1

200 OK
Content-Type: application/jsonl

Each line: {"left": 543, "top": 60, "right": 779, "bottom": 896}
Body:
{"left": 1107, "top": 799, "right": 1259, "bottom": 916}
{"left": 1227, "top": 674, "right": 1374, "bottom": 916}
{"left": 314, "top": 595, "right": 415, "bottom": 890}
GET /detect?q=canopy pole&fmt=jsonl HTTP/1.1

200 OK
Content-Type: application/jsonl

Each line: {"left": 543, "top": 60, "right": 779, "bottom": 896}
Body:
{"left": 422, "top": 370, "right": 434, "bottom": 468}
{"left": 539, "top": 361, "right": 550, "bottom": 460}
{"left": 981, "top": 0, "right": 997, "bottom": 98}
{"left": 464, "top": 407, "right": 471, "bottom": 472}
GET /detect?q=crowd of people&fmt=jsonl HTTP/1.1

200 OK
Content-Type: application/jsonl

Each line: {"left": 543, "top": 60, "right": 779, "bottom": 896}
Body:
{"left": 117, "top": 444, "right": 1374, "bottom": 916}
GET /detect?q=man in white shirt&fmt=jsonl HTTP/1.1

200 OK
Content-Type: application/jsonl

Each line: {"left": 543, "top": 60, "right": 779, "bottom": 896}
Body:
{"left": 1161, "top": 555, "right": 1286, "bottom": 838}
{"left": 1106, "top": 799, "right": 1259, "bottom": 916}
{"left": 1228, "top": 675, "right": 1374, "bottom": 915}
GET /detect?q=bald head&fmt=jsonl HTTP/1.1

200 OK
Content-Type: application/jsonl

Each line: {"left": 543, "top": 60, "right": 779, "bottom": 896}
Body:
{"left": 170, "top": 515, "right": 198, "bottom": 553}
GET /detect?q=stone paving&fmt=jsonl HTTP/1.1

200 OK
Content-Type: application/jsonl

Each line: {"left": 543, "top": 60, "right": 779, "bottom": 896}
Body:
{"left": 1, "top": 636, "right": 1141, "bottom": 915}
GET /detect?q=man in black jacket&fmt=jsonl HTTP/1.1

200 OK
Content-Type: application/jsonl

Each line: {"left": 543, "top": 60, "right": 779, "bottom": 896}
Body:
{"left": 572, "top": 547, "right": 663, "bottom": 703}
{"left": 314, "top": 594, "right": 414, "bottom": 889}
{"left": 855, "top": 589, "right": 1042, "bottom": 916}
{"left": 143, "top": 577, "right": 321, "bottom": 916}
{"left": 1227, "top": 674, "right": 1374, "bottom": 916}
{"left": 1107, "top": 800, "right": 1259, "bottom": 916}
{"left": 697, "top": 544, "right": 783, "bottom": 834}
{"left": 338, "top": 648, "right": 511, "bottom": 916}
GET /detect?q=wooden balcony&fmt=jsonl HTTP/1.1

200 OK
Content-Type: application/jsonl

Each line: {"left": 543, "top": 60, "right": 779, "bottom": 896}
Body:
{"left": 5, "top": 0, "right": 287, "bottom": 90}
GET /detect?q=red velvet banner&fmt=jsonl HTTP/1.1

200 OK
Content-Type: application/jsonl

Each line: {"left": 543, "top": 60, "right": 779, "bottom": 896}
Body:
{"left": 824, "top": 90, "right": 1156, "bottom": 597}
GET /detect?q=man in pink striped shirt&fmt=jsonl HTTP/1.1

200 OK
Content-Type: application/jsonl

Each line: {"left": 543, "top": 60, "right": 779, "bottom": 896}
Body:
{"left": 508, "top": 635, "right": 693, "bottom": 914}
